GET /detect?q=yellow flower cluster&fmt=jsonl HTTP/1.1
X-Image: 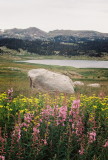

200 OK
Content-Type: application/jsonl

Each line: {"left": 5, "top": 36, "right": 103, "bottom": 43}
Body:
{"left": 0, "top": 92, "right": 107, "bottom": 119}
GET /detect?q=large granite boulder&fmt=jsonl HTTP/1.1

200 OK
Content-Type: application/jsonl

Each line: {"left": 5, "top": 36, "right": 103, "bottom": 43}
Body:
{"left": 28, "top": 69, "right": 74, "bottom": 93}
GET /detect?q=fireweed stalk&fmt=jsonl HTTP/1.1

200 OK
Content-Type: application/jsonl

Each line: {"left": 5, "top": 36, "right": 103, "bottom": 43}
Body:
{"left": 7, "top": 88, "right": 13, "bottom": 101}
{"left": 0, "top": 90, "right": 108, "bottom": 160}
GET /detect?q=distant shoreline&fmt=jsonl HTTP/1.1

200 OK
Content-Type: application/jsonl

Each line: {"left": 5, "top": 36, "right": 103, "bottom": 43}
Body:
{"left": 16, "top": 59, "right": 108, "bottom": 69}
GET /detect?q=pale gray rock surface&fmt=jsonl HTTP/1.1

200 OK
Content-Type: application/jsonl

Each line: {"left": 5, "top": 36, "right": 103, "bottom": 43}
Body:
{"left": 87, "top": 83, "right": 100, "bottom": 87}
{"left": 28, "top": 69, "right": 74, "bottom": 93}
{"left": 73, "top": 81, "right": 84, "bottom": 86}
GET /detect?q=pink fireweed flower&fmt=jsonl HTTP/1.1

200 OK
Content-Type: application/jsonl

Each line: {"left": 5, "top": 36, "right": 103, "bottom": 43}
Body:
{"left": 24, "top": 113, "right": 34, "bottom": 123}
{"left": 41, "top": 105, "right": 54, "bottom": 120}
{"left": 72, "top": 99, "right": 80, "bottom": 109}
{"left": 42, "top": 139, "right": 47, "bottom": 145}
{"left": 57, "top": 106, "right": 67, "bottom": 125}
{"left": 69, "top": 99, "right": 80, "bottom": 119}
{"left": 69, "top": 100, "right": 84, "bottom": 136}
{"left": 0, "top": 128, "right": 6, "bottom": 157}
{"left": 7, "top": 88, "right": 13, "bottom": 100}
{"left": 32, "top": 127, "right": 40, "bottom": 142}
{"left": 99, "top": 92, "right": 105, "bottom": 98}
{"left": 44, "top": 139, "right": 47, "bottom": 145}
{"left": 59, "top": 106, "right": 67, "bottom": 119}
{"left": 75, "top": 118, "right": 84, "bottom": 136}
{"left": 33, "top": 127, "right": 40, "bottom": 133}
{"left": 37, "top": 123, "right": 40, "bottom": 127}
{"left": 0, "top": 156, "right": 5, "bottom": 160}
{"left": 12, "top": 125, "right": 21, "bottom": 142}
{"left": 54, "top": 105, "right": 59, "bottom": 113}
{"left": 88, "top": 131, "right": 96, "bottom": 143}
{"left": 79, "top": 147, "right": 84, "bottom": 155}
{"left": 0, "top": 137, "right": 5, "bottom": 143}
{"left": 7, "top": 88, "right": 13, "bottom": 96}
{"left": 69, "top": 119, "right": 72, "bottom": 122}
{"left": 21, "top": 122, "right": 29, "bottom": 128}
{"left": 103, "top": 141, "right": 108, "bottom": 148}
{"left": 39, "top": 119, "right": 43, "bottom": 123}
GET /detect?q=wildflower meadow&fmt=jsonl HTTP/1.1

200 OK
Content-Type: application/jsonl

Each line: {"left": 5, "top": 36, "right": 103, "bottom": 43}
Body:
{"left": 0, "top": 89, "right": 108, "bottom": 160}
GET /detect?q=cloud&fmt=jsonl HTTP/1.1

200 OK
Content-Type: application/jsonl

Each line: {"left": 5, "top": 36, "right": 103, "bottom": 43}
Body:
{"left": 0, "top": 0, "right": 108, "bottom": 32}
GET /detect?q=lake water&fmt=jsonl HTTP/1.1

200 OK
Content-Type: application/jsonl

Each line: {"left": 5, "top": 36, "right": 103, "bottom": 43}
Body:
{"left": 18, "top": 60, "right": 108, "bottom": 68}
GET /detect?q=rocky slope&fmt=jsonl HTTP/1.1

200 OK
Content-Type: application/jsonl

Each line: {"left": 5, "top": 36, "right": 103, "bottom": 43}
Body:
{"left": 0, "top": 27, "right": 47, "bottom": 40}
{"left": 48, "top": 30, "right": 108, "bottom": 39}
{"left": 0, "top": 27, "right": 108, "bottom": 41}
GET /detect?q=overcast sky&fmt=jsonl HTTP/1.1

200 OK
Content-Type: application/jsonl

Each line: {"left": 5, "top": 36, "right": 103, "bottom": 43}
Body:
{"left": 0, "top": 0, "right": 108, "bottom": 33}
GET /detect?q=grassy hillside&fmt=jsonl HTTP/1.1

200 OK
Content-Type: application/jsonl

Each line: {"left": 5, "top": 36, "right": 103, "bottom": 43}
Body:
{"left": 0, "top": 49, "right": 108, "bottom": 160}
{"left": 0, "top": 49, "right": 108, "bottom": 96}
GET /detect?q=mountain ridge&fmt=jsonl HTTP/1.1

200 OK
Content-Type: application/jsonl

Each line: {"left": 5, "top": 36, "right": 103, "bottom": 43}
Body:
{"left": 0, "top": 27, "right": 108, "bottom": 40}
{"left": 48, "top": 29, "right": 108, "bottom": 38}
{"left": 0, "top": 27, "right": 47, "bottom": 40}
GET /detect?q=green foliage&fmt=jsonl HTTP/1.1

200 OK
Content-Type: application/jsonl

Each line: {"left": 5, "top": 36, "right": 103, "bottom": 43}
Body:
{"left": 0, "top": 92, "right": 108, "bottom": 160}
{"left": 0, "top": 54, "right": 108, "bottom": 96}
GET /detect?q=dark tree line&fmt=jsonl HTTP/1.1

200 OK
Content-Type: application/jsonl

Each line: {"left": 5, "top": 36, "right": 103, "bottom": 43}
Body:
{"left": 0, "top": 37, "right": 108, "bottom": 57}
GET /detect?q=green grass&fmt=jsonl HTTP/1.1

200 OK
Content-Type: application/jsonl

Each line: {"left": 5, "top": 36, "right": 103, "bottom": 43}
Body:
{"left": 0, "top": 48, "right": 108, "bottom": 160}
{"left": 0, "top": 53, "right": 108, "bottom": 96}
{"left": 0, "top": 92, "right": 108, "bottom": 160}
